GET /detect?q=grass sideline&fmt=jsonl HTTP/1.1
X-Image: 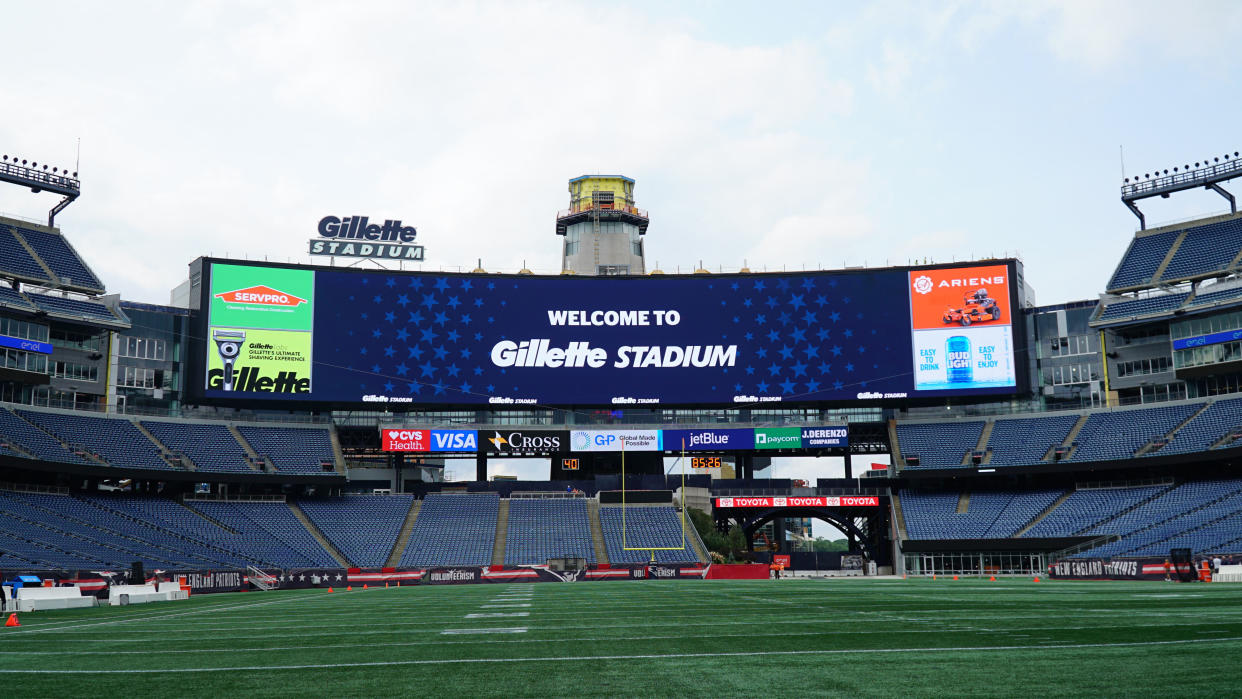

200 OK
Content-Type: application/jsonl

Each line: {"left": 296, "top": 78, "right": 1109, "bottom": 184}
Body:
{"left": 1, "top": 578, "right": 1240, "bottom": 696}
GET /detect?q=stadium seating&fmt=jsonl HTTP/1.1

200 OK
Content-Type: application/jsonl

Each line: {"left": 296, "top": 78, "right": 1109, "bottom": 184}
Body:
{"left": 237, "top": 425, "right": 336, "bottom": 474}
{"left": 10, "top": 225, "right": 104, "bottom": 291}
{"left": 985, "top": 414, "right": 1079, "bottom": 467}
{"left": 24, "top": 292, "right": 128, "bottom": 326}
{"left": 0, "top": 225, "right": 54, "bottom": 284}
{"left": 1106, "top": 228, "right": 1180, "bottom": 291}
{"left": 141, "top": 420, "right": 255, "bottom": 473}
{"left": 1184, "top": 284, "right": 1242, "bottom": 311}
{"left": 599, "top": 506, "right": 693, "bottom": 563}
{"left": 1077, "top": 479, "right": 1242, "bottom": 558}
{"left": 185, "top": 500, "right": 338, "bottom": 568}
{"left": 399, "top": 493, "right": 498, "bottom": 567}
{"left": 0, "top": 284, "right": 36, "bottom": 311}
{"left": 1022, "top": 485, "right": 1169, "bottom": 538}
{"left": 900, "top": 490, "right": 1064, "bottom": 539}
{"left": 18, "top": 410, "right": 177, "bottom": 470}
{"left": 297, "top": 496, "right": 413, "bottom": 568}
{"left": 1095, "top": 292, "right": 1190, "bottom": 323}
{"left": 897, "top": 420, "right": 984, "bottom": 468}
{"left": 504, "top": 498, "right": 596, "bottom": 565}
{"left": 0, "top": 407, "right": 88, "bottom": 464}
{"left": 1154, "top": 398, "right": 1242, "bottom": 455}
{"left": 1064, "top": 403, "right": 1200, "bottom": 462}
{"left": 1159, "top": 217, "right": 1242, "bottom": 281}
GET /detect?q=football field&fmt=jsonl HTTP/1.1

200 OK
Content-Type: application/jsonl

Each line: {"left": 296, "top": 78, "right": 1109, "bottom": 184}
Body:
{"left": 2, "top": 578, "right": 1240, "bottom": 696}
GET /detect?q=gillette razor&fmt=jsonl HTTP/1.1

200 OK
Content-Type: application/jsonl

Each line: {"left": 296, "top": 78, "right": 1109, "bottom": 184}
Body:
{"left": 213, "top": 329, "right": 246, "bottom": 391}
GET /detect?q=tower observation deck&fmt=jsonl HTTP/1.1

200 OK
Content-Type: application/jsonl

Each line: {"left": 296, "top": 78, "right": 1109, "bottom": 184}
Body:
{"left": 556, "top": 175, "right": 649, "bottom": 275}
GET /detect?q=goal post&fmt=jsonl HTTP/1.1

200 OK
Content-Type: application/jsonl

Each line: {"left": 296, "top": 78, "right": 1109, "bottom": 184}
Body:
{"left": 621, "top": 438, "right": 687, "bottom": 561}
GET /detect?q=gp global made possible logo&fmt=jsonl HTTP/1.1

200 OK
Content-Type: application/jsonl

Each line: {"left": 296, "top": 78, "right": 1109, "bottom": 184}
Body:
{"left": 215, "top": 285, "right": 308, "bottom": 307}
{"left": 912, "top": 275, "right": 934, "bottom": 295}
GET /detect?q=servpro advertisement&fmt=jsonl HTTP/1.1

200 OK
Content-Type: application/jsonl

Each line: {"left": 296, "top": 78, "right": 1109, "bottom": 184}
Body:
{"left": 908, "top": 264, "right": 1015, "bottom": 391}
{"left": 205, "top": 264, "right": 315, "bottom": 395}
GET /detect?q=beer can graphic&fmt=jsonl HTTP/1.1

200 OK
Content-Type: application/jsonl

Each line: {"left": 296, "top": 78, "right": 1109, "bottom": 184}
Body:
{"left": 946, "top": 335, "right": 973, "bottom": 384}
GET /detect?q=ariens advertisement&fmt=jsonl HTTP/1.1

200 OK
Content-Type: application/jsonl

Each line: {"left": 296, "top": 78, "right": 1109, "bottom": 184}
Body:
{"left": 199, "top": 260, "right": 1021, "bottom": 406}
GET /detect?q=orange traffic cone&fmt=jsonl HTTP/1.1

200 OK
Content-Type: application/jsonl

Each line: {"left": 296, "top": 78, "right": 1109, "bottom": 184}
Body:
{"left": 4, "top": 613, "right": 19, "bottom": 627}
{"left": 363, "top": 584, "right": 368, "bottom": 589}
{"left": 932, "top": 574, "right": 936, "bottom": 580}
{"left": 1033, "top": 577, "right": 1040, "bottom": 583}
{"left": 328, "top": 587, "right": 334, "bottom": 593}
{"left": 953, "top": 575, "right": 958, "bottom": 580}
{"left": 989, "top": 576, "right": 996, "bottom": 581}
{"left": 347, "top": 585, "right": 353, "bottom": 591}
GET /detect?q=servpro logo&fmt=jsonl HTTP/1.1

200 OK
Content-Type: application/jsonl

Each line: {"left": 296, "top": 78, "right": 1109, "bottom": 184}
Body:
{"left": 215, "top": 286, "right": 308, "bottom": 307}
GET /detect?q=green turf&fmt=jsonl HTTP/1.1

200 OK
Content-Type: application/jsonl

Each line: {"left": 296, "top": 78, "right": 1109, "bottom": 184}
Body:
{"left": 2, "top": 578, "right": 1240, "bottom": 696}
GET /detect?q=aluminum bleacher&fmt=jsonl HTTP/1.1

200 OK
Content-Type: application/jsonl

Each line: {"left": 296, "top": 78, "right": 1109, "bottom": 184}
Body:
{"left": 504, "top": 498, "right": 596, "bottom": 565}
{"left": 298, "top": 495, "right": 413, "bottom": 568}
{"left": 399, "top": 493, "right": 498, "bottom": 567}
{"left": 599, "top": 506, "right": 693, "bottom": 563}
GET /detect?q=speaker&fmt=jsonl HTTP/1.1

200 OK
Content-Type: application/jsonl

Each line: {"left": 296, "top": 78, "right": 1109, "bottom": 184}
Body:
{"left": 130, "top": 561, "right": 144, "bottom": 583}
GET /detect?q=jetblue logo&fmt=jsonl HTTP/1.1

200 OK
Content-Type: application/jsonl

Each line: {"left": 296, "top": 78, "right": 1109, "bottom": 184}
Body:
{"left": 431, "top": 430, "right": 477, "bottom": 451}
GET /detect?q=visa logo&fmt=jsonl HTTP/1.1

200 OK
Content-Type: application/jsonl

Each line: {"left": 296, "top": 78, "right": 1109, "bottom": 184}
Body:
{"left": 432, "top": 431, "right": 477, "bottom": 450}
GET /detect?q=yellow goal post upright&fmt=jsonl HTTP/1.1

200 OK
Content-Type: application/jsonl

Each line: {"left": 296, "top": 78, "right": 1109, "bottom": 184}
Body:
{"left": 621, "top": 437, "right": 687, "bottom": 563}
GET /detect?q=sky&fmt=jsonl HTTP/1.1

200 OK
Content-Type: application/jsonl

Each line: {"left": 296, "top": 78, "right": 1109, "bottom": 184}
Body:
{"left": 3, "top": 1, "right": 1241, "bottom": 527}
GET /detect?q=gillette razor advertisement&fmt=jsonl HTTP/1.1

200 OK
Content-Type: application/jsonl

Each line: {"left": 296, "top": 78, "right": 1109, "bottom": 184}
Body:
{"left": 204, "top": 264, "right": 314, "bottom": 395}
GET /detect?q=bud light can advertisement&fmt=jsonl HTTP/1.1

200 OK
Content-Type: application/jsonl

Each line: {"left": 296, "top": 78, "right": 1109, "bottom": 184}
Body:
{"left": 908, "top": 265, "right": 1016, "bottom": 391}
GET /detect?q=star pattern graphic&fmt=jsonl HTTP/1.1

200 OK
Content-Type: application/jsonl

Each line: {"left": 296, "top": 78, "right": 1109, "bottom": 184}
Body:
{"left": 315, "top": 271, "right": 910, "bottom": 404}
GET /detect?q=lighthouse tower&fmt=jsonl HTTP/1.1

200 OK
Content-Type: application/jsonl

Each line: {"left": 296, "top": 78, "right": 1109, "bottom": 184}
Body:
{"left": 555, "top": 175, "right": 649, "bottom": 275}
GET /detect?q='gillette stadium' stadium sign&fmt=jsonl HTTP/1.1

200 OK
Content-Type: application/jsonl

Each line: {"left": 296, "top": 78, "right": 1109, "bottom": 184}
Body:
{"left": 309, "top": 215, "right": 425, "bottom": 260}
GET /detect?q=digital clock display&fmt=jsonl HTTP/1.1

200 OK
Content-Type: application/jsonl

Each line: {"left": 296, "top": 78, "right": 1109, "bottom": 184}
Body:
{"left": 691, "top": 456, "right": 724, "bottom": 469}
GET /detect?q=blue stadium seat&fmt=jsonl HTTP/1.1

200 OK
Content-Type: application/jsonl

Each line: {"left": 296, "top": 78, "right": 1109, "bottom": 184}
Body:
{"left": 0, "top": 225, "right": 54, "bottom": 284}
{"left": 986, "top": 415, "right": 1079, "bottom": 467}
{"left": 1095, "top": 292, "right": 1190, "bottom": 323}
{"left": 599, "top": 506, "right": 695, "bottom": 563}
{"left": 11, "top": 225, "right": 104, "bottom": 291}
{"left": 24, "top": 292, "right": 128, "bottom": 326}
{"left": 504, "top": 498, "right": 596, "bottom": 565}
{"left": 1106, "top": 229, "right": 1180, "bottom": 291}
{"left": 237, "top": 425, "right": 337, "bottom": 474}
{"left": 141, "top": 420, "right": 256, "bottom": 473}
{"left": 900, "top": 490, "right": 1063, "bottom": 539}
{"left": 0, "top": 407, "right": 88, "bottom": 464}
{"left": 298, "top": 495, "right": 413, "bottom": 568}
{"left": 1159, "top": 217, "right": 1242, "bottom": 281}
{"left": 1065, "top": 403, "right": 1200, "bottom": 462}
{"left": 897, "top": 421, "right": 985, "bottom": 469}
{"left": 18, "top": 410, "right": 178, "bottom": 470}
{"left": 399, "top": 493, "right": 498, "bottom": 567}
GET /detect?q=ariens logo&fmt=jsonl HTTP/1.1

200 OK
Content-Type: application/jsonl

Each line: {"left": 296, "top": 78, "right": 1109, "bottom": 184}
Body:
{"left": 912, "top": 275, "right": 934, "bottom": 295}
{"left": 215, "top": 286, "right": 308, "bottom": 307}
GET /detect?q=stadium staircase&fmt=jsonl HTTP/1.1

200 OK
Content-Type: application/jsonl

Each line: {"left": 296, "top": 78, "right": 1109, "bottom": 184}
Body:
{"left": 8, "top": 229, "right": 58, "bottom": 281}
{"left": 1150, "top": 231, "right": 1185, "bottom": 281}
{"left": 132, "top": 421, "right": 196, "bottom": 471}
{"left": 682, "top": 509, "right": 710, "bottom": 563}
{"left": 1139, "top": 403, "right": 1211, "bottom": 456}
{"left": 1015, "top": 490, "right": 1076, "bottom": 537}
{"left": 491, "top": 499, "right": 510, "bottom": 566}
{"left": 956, "top": 492, "right": 969, "bottom": 514}
{"left": 385, "top": 499, "right": 421, "bottom": 568}
{"left": 973, "top": 421, "right": 994, "bottom": 465}
{"left": 891, "top": 492, "right": 910, "bottom": 540}
{"left": 287, "top": 501, "right": 349, "bottom": 567}
{"left": 587, "top": 498, "right": 609, "bottom": 564}
{"left": 328, "top": 424, "right": 346, "bottom": 475}
{"left": 1055, "top": 415, "right": 1090, "bottom": 461}
{"left": 227, "top": 424, "right": 266, "bottom": 472}
{"left": 888, "top": 419, "right": 903, "bottom": 468}
{"left": 180, "top": 498, "right": 239, "bottom": 533}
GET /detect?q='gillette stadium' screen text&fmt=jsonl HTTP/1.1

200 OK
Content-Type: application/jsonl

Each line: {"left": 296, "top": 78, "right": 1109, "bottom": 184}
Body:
{"left": 198, "top": 260, "right": 1020, "bottom": 406}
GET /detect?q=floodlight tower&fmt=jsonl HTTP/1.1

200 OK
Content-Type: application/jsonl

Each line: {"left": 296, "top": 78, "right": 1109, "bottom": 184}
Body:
{"left": 556, "top": 175, "right": 649, "bottom": 275}
{"left": 1121, "top": 152, "right": 1241, "bottom": 229}
{"left": 0, "top": 153, "right": 81, "bottom": 226}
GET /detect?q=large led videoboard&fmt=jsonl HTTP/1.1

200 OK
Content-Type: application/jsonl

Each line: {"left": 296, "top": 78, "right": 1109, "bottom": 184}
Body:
{"left": 196, "top": 260, "right": 1021, "bottom": 407}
